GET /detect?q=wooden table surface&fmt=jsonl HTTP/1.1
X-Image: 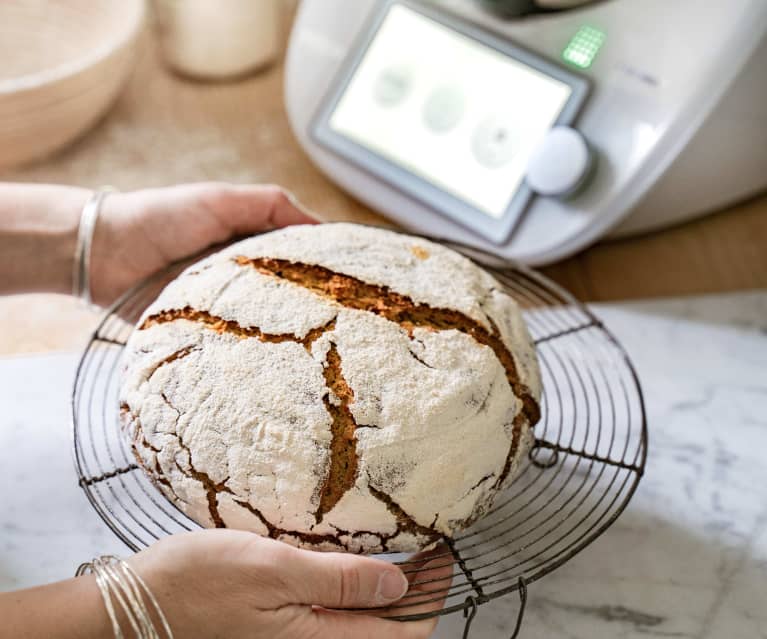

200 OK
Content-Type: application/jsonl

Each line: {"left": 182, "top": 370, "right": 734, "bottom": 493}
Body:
{"left": 1, "top": 8, "right": 766, "bottom": 355}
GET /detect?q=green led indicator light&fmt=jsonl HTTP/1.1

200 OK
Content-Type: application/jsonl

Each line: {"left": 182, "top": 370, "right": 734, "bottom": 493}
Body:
{"left": 562, "top": 25, "right": 606, "bottom": 69}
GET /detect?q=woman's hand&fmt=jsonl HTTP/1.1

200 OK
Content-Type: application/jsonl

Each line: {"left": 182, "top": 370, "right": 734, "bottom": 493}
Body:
{"left": 0, "top": 528, "right": 452, "bottom": 639}
{"left": 129, "top": 529, "right": 453, "bottom": 639}
{"left": 91, "top": 183, "right": 317, "bottom": 306}
{"left": 1, "top": 182, "right": 311, "bottom": 301}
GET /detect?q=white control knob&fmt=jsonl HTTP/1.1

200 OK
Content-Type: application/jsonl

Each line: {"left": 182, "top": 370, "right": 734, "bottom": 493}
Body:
{"left": 525, "top": 125, "right": 593, "bottom": 198}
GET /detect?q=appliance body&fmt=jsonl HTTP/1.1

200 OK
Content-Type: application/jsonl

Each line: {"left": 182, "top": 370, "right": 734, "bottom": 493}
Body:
{"left": 285, "top": 0, "right": 767, "bottom": 264}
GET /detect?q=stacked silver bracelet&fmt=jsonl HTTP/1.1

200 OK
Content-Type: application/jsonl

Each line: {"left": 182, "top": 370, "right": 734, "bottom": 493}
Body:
{"left": 72, "top": 188, "right": 115, "bottom": 306}
{"left": 76, "top": 556, "right": 174, "bottom": 639}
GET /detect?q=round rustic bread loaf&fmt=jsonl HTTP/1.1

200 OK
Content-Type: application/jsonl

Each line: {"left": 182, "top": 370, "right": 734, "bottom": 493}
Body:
{"left": 119, "top": 223, "right": 541, "bottom": 553}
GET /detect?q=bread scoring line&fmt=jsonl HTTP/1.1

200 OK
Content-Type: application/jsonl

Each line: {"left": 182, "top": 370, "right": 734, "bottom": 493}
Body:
{"left": 140, "top": 308, "right": 336, "bottom": 351}
{"left": 316, "top": 342, "right": 359, "bottom": 523}
{"left": 235, "top": 255, "right": 540, "bottom": 487}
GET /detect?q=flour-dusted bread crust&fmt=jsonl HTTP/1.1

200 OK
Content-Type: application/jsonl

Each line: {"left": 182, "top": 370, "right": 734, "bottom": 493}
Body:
{"left": 119, "top": 223, "right": 542, "bottom": 552}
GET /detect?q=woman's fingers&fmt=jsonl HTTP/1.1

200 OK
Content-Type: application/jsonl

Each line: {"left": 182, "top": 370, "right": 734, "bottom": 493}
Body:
{"left": 310, "top": 607, "right": 443, "bottom": 639}
{"left": 290, "top": 545, "right": 455, "bottom": 638}
{"left": 305, "top": 553, "right": 455, "bottom": 639}
{"left": 266, "top": 544, "right": 409, "bottom": 610}
{"left": 200, "top": 183, "right": 319, "bottom": 233}
{"left": 387, "top": 552, "right": 455, "bottom": 636}
{"left": 401, "top": 545, "right": 453, "bottom": 585}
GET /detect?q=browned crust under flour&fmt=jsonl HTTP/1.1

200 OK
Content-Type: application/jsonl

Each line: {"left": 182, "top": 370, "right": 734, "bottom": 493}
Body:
{"left": 123, "top": 246, "right": 540, "bottom": 551}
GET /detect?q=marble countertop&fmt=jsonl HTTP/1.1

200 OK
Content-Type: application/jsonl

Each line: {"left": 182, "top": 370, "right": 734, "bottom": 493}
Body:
{"left": 1, "top": 291, "right": 765, "bottom": 638}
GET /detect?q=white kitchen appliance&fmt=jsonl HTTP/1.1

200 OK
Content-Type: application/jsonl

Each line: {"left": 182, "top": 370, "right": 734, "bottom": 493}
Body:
{"left": 285, "top": 0, "right": 767, "bottom": 265}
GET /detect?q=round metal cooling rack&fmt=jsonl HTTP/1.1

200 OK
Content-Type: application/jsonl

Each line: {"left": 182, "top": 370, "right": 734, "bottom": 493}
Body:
{"left": 73, "top": 241, "right": 647, "bottom": 638}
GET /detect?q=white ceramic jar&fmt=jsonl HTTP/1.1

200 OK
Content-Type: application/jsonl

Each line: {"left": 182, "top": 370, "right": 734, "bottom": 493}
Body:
{"left": 153, "top": 0, "right": 280, "bottom": 79}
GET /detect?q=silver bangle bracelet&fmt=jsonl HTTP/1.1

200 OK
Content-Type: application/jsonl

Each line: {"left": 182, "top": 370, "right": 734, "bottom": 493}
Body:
{"left": 73, "top": 188, "right": 115, "bottom": 307}
{"left": 76, "top": 555, "right": 174, "bottom": 639}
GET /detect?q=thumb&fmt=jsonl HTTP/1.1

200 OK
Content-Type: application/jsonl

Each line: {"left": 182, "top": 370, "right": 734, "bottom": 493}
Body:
{"left": 273, "top": 545, "right": 409, "bottom": 609}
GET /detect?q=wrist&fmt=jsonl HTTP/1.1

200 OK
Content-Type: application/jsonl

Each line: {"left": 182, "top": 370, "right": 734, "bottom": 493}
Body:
{"left": 0, "top": 575, "right": 116, "bottom": 639}
{"left": 69, "top": 574, "right": 122, "bottom": 639}
{"left": 0, "top": 184, "right": 91, "bottom": 296}
{"left": 82, "top": 554, "right": 175, "bottom": 639}
{"left": 89, "top": 190, "right": 131, "bottom": 307}
{"left": 73, "top": 188, "right": 118, "bottom": 306}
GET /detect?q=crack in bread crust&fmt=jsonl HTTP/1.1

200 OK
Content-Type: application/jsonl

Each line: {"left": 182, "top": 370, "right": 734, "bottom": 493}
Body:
{"left": 166, "top": 418, "right": 233, "bottom": 529}
{"left": 122, "top": 404, "right": 183, "bottom": 502}
{"left": 233, "top": 499, "right": 427, "bottom": 553}
{"left": 236, "top": 256, "right": 540, "bottom": 485}
{"left": 234, "top": 500, "right": 356, "bottom": 548}
{"left": 495, "top": 414, "right": 527, "bottom": 489}
{"left": 146, "top": 345, "right": 199, "bottom": 380}
{"left": 140, "top": 308, "right": 335, "bottom": 352}
{"left": 123, "top": 398, "right": 233, "bottom": 528}
{"left": 368, "top": 484, "right": 442, "bottom": 549}
{"left": 316, "top": 343, "right": 359, "bottom": 523}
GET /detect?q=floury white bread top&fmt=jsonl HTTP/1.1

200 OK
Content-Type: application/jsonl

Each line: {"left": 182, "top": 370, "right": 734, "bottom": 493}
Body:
{"left": 119, "top": 223, "right": 541, "bottom": 552}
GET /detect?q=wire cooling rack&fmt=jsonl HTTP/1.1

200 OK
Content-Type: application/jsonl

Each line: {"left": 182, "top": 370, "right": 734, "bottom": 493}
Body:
{"left": 72, "top": 240, "right": 647, "bottom": 638}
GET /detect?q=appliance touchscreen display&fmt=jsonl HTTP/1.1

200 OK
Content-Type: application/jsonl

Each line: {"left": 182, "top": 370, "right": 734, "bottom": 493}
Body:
{"left": 327, "top": 3, "right": 573, "bottom": 218}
